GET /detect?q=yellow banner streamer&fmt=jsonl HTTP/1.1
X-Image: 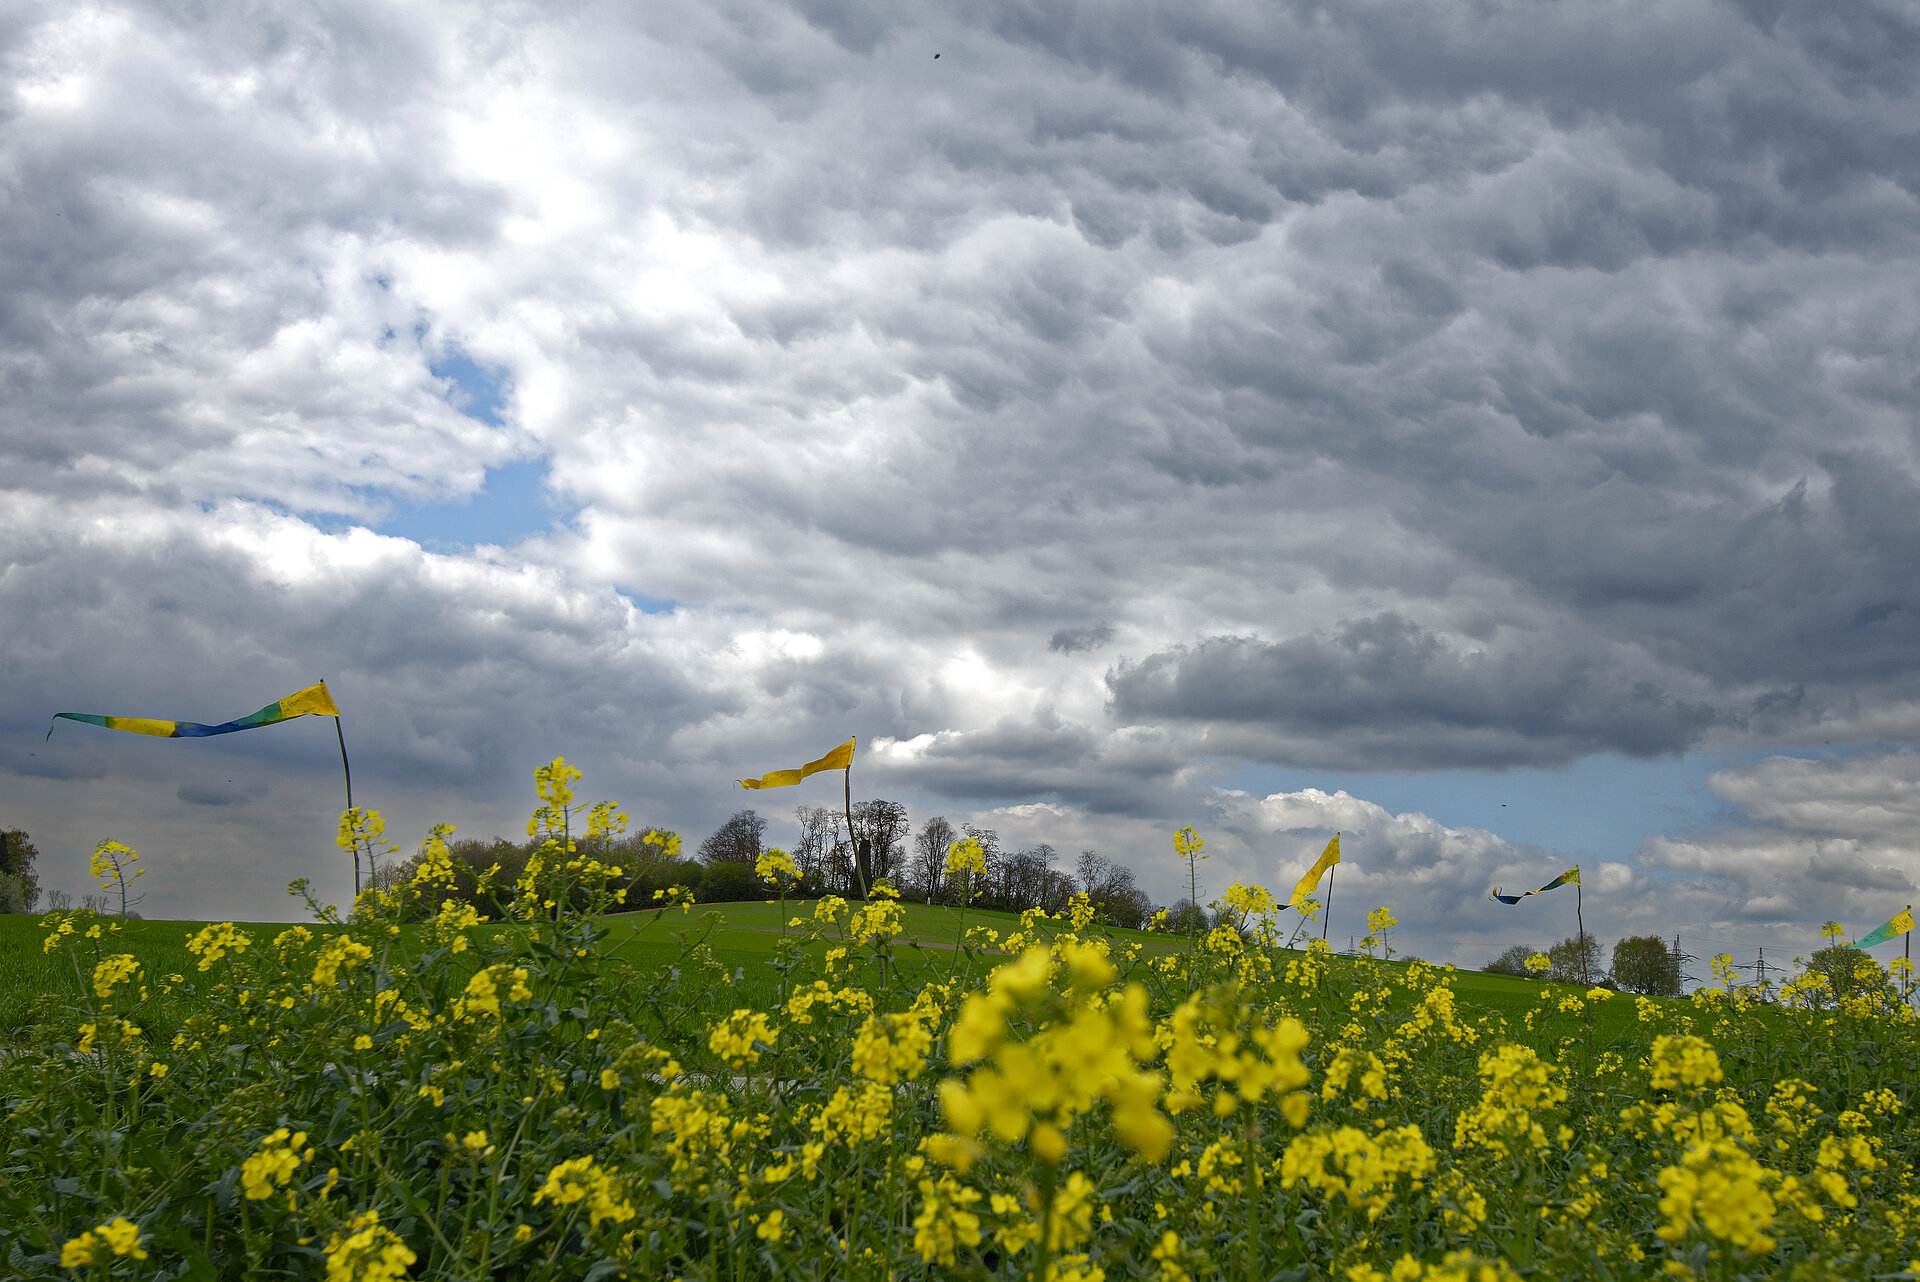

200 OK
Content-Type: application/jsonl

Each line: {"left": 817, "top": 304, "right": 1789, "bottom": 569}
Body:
{"left": 1288, "top": 834, "right": 1341, "bottom": 909}
{"left": 740, "top": 737, "right": 856, "bottom": 790}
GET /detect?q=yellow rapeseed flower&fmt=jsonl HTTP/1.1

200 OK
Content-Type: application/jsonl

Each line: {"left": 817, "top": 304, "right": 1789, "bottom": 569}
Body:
{"left": 241, "top": 1128, "right": 310, "bottom": 1201}
{"left": 532, "top": 1156, "right": 636, "bottom": 1227}
{"left": 1655, "top": 1138, "right": 1781, "bottom": 1254}
{"left": 60, "top": 1232, "right": 99, "bottom": 1268}
{"left": 324, "top": 1210, "right": 416, "bottom": 1282}
{"left": 94, "top": 1217, "right": 147, "bottom": 1260}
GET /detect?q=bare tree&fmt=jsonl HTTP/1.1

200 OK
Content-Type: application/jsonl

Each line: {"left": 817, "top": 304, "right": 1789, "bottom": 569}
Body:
{"left": 963, "top": 824, "right": 1003, "bottom": 903}
{"left": 1037, "top": 866, "right": 1075, "bottom": 915}
{"left": 1075, "top": 851, "right": 1150, "bottom": 927}
{"left": 997, "top": 843, "right": 1060, "bottom": 912}
{"left": 911, "top": 816, "right": 956, "bottom": 902}
{"left": 699, "top": 810, "right": 767, "bottom": 864}
{"left": 793, "top": 805, "right": 837, "bottom": 882}
{"left": 851, "top": 799, "right": 910, "bottom": 892}
{"left": 825, "top": 834, "right": 856, "bottom": 895}
{"left": 1076, "top": 849, "right": 1109, "bottom": 896}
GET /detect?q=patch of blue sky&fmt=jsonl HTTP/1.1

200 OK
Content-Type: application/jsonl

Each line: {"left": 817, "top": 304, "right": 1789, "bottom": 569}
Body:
{"left": 375, "top": 349, "right": 561, "bottom": 549}
{"left": 430, "top": 349, "right": 508, "bottom": 426}
{"left": 1208, "top": 752, "right": 1767, "bottom": 864}
{"left": 377, "top": 458, "right": 564, "bottom": 550}
{"left": 617, "top": 590, "right": 677, "bottom": 615}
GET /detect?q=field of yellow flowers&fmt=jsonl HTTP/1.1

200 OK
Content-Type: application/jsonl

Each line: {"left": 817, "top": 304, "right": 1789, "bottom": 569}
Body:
{"left": 4, "top": 760, "right": 1917, "bottom": 1281}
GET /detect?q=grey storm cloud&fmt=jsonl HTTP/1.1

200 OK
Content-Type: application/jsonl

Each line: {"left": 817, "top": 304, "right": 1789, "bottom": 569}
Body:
{"left": 1048, "top": 623, "right": 1112, "bottom": 655}
{"left": 4, "top": 0, "right": 1920, "bottom": 924}
{"left": 1107, "top": 613, "right": 1725, "bottom": 769}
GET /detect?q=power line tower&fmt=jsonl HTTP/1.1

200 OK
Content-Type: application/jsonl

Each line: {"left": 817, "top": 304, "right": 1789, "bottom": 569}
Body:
{"left": 1737, "top": 946, "right": 1775, "bottom": 1003}
{"left": 1671, "top": 934, "right": 1700, "bottom": 989}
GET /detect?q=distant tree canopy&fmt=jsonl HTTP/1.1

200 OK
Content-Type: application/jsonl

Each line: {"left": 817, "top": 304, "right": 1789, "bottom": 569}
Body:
{"left": 378, "top": 827, "right": 693, "bottom": 921}
{"left": 0, "top": 828, "right": 41, "bottom": 914}
{"left": 1163, "top": 899, "right": 1210, "bottom": 936}
{"left": 1482, "top": 943, "right": 1538, "bottom": 977}
{"left": 699, "top": 811, "right": 767, "bottom": 865}
{"left": 1545, "top": 933, "right": 1604, "bottom": 986}
{"left": 1611, "top": 935, "right": 1683, "bottom": 996}
{"left": 1804, "top": 943, "right": 1894, "bottom": 1006}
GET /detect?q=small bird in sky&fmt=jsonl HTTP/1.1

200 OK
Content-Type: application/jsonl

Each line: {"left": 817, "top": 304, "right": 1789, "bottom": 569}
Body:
{"left": 934, "top": 53, "right": 940, "bottom": 59}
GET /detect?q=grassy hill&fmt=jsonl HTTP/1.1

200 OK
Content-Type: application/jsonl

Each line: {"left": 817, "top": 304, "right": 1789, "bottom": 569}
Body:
{"left": 0, "top": 899, "right": 1651, "bottom": 1044}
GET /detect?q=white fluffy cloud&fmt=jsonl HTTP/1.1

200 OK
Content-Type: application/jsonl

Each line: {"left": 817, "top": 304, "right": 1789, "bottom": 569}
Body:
{"left": 1638, "top": 752, "right": 1920, "bottom": 956}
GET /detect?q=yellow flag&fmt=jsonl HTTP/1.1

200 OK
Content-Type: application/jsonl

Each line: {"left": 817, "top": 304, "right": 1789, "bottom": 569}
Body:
{"left": 740, "top": 737, "right": 856, "bottom": 790}
{"left": 1850, "top": 905, "right": 1914, "bottom": 950}
{"left": 279, "top": 681, "right": 341, "bottom": 718}
{"left": 1288, "top": 834, "right": 1341, "bottom": 909}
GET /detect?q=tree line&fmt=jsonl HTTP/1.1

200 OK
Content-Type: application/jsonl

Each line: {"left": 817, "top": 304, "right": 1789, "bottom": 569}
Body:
{"left": 1480, "top": 931, "right": 1904, "bottom": 1003}
{"left": 357, "top": 799, "right": 1158, "bottom": 927}
{"left": 693, "top": 804, "right": 1157, "bottom": 927}
{"left": 1483, "top": 933, "right": 1688, "bottom": 994}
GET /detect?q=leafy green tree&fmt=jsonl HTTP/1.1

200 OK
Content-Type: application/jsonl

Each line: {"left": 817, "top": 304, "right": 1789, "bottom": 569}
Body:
{"left": 0, "top": 828, "right": 40, "bottom": 913}
{"left": 699, "top": 810, "right": 767, "bottom": 865}
{"left": 1547, "top": 932, "right": 1602, "bottom": 986}
{"left": 1610, "top": 935, "right": 1683, "bottom": 996}
{"left": 1804, "top": 943, "right": 1893, "bottom": 1005}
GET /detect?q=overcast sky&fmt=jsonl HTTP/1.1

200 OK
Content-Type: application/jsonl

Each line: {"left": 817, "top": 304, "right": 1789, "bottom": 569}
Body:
{"left": 5, "top": 0, "right": 1919, "bottom": 970}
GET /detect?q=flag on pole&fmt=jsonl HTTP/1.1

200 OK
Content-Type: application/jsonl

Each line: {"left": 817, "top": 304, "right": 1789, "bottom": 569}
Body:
{"left": 49, "top": 681, "right": 340, "bottom": 740}
{"left": 739, "top": 737, "right": 856, "bottom": 790}
{"left": 1490, "top": 866, "right": 1580, "bottom": 905}
{"left": 1288, "top": 834, "right": 1341, "bottom": 910}
{"left": 1850, "top": 906, "right": 1915, "bottom": 950}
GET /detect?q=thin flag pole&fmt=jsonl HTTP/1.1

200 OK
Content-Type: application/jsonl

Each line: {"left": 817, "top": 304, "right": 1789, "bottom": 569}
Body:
{"left": 1577, "top": 873, "right": 1594, "bottom": 1071}
{"left": 1576, "top": 877, "right": 1587, "bottom": 984}
{"left": 1322, "top": 860, "right": 1336, "bottom": 943}
{"left": 843, "top": 743, "right": 868, "bottom": 901}
{"left": 329, "top": 683, "right": 358, "bottom": 897}
{"left": 334, "top": 717, "right": 354, "bottom": 811}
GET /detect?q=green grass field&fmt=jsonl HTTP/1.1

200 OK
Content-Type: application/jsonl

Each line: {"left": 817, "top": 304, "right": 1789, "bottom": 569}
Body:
{"left": 0, "top": 900, "right": 1643, "bottom": 1045}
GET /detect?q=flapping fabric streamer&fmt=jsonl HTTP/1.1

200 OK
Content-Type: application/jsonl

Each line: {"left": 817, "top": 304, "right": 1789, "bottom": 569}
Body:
{"left": 1851, "top": 906, "right": 1915, "bottom": 950}
{"left": 740, "top": 735, "right": 865, "bottom": 897}
{"left": 739, "top": 738, "right": 856, "bottom": 790}
{"left": 49, "top": 681, "right": 341, "bottom": 740}
{"left": 1288, "top": 835, "right": 1342, "bottom": 911}
{"left": 1490, "top": 866, "right": 1581, "bottom": 905}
